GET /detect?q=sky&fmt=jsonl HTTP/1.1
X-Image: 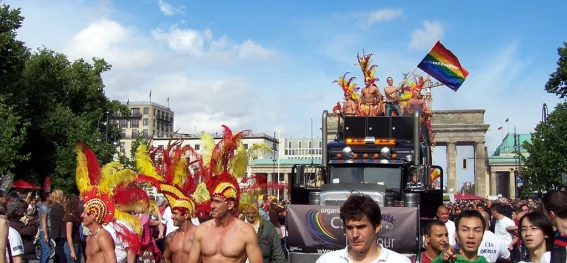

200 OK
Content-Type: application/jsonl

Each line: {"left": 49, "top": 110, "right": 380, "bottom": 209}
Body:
{"left": 4, "top": 0, "right": 566, "bottom": 188}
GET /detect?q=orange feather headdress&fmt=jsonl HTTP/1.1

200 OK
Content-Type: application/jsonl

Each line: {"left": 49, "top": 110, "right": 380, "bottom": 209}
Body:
{"left": 356, "top": 49, "right": 379, "bottom": 85}
{"left": 334, "top": 72, "right": 360, "bottom": 101}
{"left": 75, "top": 143, "right": 147, "bottom": 252}
{"left": 135, "top": 139, "right": 209, "bottom": 218}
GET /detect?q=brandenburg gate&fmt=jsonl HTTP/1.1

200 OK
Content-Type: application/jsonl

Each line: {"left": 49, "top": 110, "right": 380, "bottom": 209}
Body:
{"left": 431, "top": 110, "right": 490, "bottom": 197}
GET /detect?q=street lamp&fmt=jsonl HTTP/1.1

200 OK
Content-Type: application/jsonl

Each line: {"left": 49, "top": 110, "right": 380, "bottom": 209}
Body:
{"left": 272, "top": 137, "right": 278, "bottom": 197}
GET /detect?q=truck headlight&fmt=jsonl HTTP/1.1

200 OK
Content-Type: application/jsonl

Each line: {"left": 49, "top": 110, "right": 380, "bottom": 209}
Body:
{"left": 380, "top": 147, "right": 390, "bottom": 157}
{"left": 404, "top": 154, "right": 413, "bottom": 162}
{"left": 342, "top": 147, "right": 353, "bottom": 159}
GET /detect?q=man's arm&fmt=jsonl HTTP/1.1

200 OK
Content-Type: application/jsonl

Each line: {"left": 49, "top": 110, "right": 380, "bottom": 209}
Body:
{"left": 187, "top": 226, "right": 203, "bottom": 263}
{"left": 163, "top": 232, "right": 174, "bottom": 263}
{"left": 98, "top": 231, "right": 118, "bottom": 263}
{"left": 243, "top": 225, "right": 263, "bottom": 263}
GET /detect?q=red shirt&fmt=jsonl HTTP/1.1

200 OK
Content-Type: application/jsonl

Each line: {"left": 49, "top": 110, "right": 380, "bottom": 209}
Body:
{"left": 420, "top": 252, "right": 433, "bottom": 263}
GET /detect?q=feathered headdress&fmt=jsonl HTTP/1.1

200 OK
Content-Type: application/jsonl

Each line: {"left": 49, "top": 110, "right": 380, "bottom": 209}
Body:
{"left": 334, "top": 72, "right": 360, "bottom": 101}
{"left": 75, "top": 143, "right": 146, "bottom": 252}
{"left": 356, "top": 49, "right": 379, "bottom": 85}
{"left": 135, "top": 139, "right": 210, "bottom": 218}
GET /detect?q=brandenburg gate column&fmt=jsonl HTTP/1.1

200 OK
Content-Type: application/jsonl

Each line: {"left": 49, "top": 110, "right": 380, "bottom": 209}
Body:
{"left": 446, "top": 142, "right": 457, "bottom": 193}
{"left": 474, "top": 141, "right": 487, "bottom": 197}
{"left": 490, "top": 172, "right": 497, "bottom": 196}
{"left": 509, "top": 171, "right": 516, "bottom": 200}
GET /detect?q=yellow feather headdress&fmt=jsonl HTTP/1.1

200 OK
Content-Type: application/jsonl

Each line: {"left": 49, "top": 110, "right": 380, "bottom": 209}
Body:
{"left": 356, "top": 49, "right": 379, "bottom": 85}
{"left": 334, "top": 72, "right": 360, "bottom": 101}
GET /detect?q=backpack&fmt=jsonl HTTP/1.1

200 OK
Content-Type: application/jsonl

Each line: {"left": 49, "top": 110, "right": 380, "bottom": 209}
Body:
{"left": 551, "top": 246, "right": 566, "bottom": 263}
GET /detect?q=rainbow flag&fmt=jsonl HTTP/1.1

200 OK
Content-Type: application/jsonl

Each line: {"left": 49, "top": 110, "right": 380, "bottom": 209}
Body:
{"left": 417, "top": 41, "right": 469, "bottom": 91}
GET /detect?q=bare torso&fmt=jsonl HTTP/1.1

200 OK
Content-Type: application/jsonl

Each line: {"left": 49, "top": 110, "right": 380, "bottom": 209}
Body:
{"left": 384, "top": 85, "right": 399, "bottom": 102}
{"left": 166, "top": 227, "right": 196, "bottom": 263}
{"left": 343, "top": 99, "right": 357, "bottom": 114}
{"left": 200, "top": 219, "right": 253, "bottom": 263}
{"left": 407, "top": 98, "right": 425, "bottom": 114}
{"left": 361, "top": 85, "right": 380, "bottom": 104}
{"left": 85, "top": 229, "right": 116, "bottom": 263}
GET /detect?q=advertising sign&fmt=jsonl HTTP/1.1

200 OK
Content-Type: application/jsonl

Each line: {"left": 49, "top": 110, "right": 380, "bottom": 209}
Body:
{"left": 286, "top": 205, "right": 419, "bottom": 254}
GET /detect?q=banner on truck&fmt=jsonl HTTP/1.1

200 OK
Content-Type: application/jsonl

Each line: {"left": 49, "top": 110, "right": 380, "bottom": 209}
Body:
{"left": 286, "top": 205, "right": 418, "bottom": 254}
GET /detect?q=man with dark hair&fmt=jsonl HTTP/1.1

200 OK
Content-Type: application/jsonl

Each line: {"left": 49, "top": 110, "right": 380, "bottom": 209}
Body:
{"left": 434, "top": 210, "right": 488, "bottom": 263}
{"left": 478, "top": 211, "right": 510, "bottom": 262}
{"left": 317, "top": 193, "right": 410, "bottom": 262}
{"left": 491, "top": 203, "right": 517, "bottom": 252}
{"left": 7, "top": 200, "right": 38, "bottom": 261}
{"left": 418, "top": 220, "right": 448, "bottom": 263}
{"left": 542, "top": 191, "right": 567, "bottom": 247}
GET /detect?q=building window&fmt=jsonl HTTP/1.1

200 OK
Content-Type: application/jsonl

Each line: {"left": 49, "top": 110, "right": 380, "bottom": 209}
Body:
{"left": 152, "top": 130, "right": 156, "bottom": 136}
{"left": 121, "top": 131, "right": 126, "bottom": 138}
{"left": 131, "top": 130, "right": 138, "bottom": 138}
{"left": 131, "top": 108, "right": 141, "bottom": 117}
{"left": 131, "top": 119, "right": 139, "bottom": 128}
{"left": 153, "top": 119, "right": 156, "bottom": 127}
{"left": 244, "top": 144, "right": 248, "bottom": 149}
{"left": 298, "top": 142, "right": 302, "bottom": 148}
{"left": 308, "top": 141, "right": 312, "bottom": 149}
{"left": 153, "top": 109, "right": 156, "bottom": 116}
{"left": 143, "top": 129, "right": 149, "bottom": 138}
{"left": 143, "top": 107, "right": 149, "bottom": 115}
{"left": 319, "top": 141, "right": 322, "bottom": 148}
{"left": 195, "top": 144, "right": 200, "bottom": 150}
{"left": 119, "top": 119, "right": 128, "bottom": 128}
{"left": 143, "top": 118, "right": 148, "bottom": 126}
{"left": 288, "top": 141, "right": 291, "bottom": 149}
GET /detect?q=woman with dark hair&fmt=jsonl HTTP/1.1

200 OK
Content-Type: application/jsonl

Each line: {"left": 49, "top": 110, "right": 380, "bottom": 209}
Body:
{"left": 63, "top": 194, "right": 81, "bottom": 263}
{"left": 518, "top": 212, "right": 554, "bottom": 263}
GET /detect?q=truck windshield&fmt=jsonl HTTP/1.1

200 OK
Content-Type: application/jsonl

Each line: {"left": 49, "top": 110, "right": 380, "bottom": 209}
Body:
{"left": 329, "top": 166, "right": 401, "bottom": 190}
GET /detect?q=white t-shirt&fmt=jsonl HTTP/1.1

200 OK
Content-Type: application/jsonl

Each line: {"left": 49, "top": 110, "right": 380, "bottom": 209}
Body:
{"left": 162, "top": 206, "right": 200, "bottom": 236}
{"left": 316, "top": 244, "right": 411, "bottom": 263}
{"left": 6, "top": 227, "right": 24, "bottom": 262}
{"left": 518, "top": 251, "right": 551, "bottom": 263}
{"left": 103, "top": 222, "right": 128, "bottom": 263}
{"left": 478, "top": 230, "right": 511, "bottom": 262}
{"left": 494, "top": 216, "right": 515, "bottom": 246}
{"left": 444, "top": 220, "right": 456, "bottom": 246}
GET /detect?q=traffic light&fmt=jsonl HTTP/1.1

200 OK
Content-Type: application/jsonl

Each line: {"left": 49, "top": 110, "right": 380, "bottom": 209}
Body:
{"left": 462, "top": 158, "right": 468, "bottom": 170}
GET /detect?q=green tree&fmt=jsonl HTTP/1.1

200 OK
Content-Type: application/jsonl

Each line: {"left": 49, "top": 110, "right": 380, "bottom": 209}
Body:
{"left": 521, "top": 41, "right": 567, "bottom": 195}
{"left": 0, "top": 96, "right": 28, "bottom": 176}
{"left": 118, "top": 133, "right": 150, "bottom": 169}
{"left": 0, "top": 3, "right": 128, "bottom": 192}
{"left": 520, "top": 103, "right": 567, "bottom": 194}
{"left": 545, "top": 42, "right": 567, "bottom": 98}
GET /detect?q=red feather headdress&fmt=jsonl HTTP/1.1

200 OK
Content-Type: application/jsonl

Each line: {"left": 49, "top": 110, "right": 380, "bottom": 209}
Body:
{"left": 356, "top": 49, "right": 379, "bottom": 85}
{"left": 75, "top": 143, "right": 146, "bottom": 252}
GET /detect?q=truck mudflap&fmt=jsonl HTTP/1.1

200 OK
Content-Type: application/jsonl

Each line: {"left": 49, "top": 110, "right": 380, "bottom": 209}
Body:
{"left": 286, "top": 205, "right": 419, "bottom": 261}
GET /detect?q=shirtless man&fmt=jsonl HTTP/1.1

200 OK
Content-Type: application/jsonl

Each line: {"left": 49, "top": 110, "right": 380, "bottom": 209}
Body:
{"left": 407, "top": 92, "right": 427, "bottom": 115}
{"left": 188, "top": 195, "right": 263, "bottom": 263}
{"left": 342, "top": 91, "right": 357, "bottom": 115}
{"left": 163, "top": 205, "right": 197, "bottom": 263}
{"left": 81, "top": 207, "right": 117, "bottom": 263}
{"left": 360, "top": 80, "right": 382, "bottom": 116}
{"left": 384, "top": 77, "right": 403, "bottom": 117}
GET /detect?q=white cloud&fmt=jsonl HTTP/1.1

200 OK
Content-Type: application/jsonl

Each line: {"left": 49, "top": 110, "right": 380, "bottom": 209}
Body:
{"left": 367, "top": 8, "right": 403, "bottom": 25}
{"left": 157, "top": 0, "right": 183, "bottom": 16}
{"left": 408, "top": 21, "right": 444, "bottom": 51}
{"left": 152, "top": 27, "right": 208, "bottom": 55}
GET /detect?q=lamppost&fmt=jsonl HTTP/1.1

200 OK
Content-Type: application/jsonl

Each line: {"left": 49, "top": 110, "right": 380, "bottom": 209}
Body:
{"left": 272, "top": 136, "right": 278, "bottom": 197}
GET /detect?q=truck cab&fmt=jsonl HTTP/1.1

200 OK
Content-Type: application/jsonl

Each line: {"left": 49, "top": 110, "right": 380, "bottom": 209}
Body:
{"left": 286, "top": 111, "right": 443, "bottom": 262}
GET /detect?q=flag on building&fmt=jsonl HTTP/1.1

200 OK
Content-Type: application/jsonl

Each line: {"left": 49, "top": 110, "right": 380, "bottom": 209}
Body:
{"left": 417, "top": 41, "right": 469, "bottom": 91}
{"left": 505, "top": 118, "right": 509, "bottom": 122}
{"left": 498, "top": 127, "right": 503, "bottom": 131}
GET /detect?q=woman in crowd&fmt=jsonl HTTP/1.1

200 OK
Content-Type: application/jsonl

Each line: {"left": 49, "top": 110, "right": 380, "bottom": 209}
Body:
{"left": 518, "top": 212, "right": 554, "bottom": 263}
{"left": 49, "top": 189, "right": 66, "bottom": 263}
{"left": 64, "top": 194, "right": 81, "bottom": 263}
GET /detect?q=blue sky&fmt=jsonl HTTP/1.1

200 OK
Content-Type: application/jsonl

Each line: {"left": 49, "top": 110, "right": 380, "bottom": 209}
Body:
{"left": 4, "top": 0, "right": 566, "bottom": 188}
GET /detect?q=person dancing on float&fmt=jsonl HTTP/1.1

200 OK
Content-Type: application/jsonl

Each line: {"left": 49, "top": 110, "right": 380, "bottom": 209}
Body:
{"left": 357, "top": 50, "right": 383, "bottom": 116}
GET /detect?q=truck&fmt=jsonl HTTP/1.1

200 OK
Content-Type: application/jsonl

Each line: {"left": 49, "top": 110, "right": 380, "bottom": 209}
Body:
{"left": 285, "top": 110, "right": 444, "bottom": 263}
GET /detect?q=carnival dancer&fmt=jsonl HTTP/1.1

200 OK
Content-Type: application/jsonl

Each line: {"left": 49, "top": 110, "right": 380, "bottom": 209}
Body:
{"left": 75, "top": 143, "right": 147, "bottom": 263}
{"left": 333, "top": 72, "right": 359, "bottom": 116}
{"left": 357, "top": 50, "right": 383, "bottom": 116}
{"left": 135, "top": 142, "right": 209, "bottom": 263}
{"left": 384, "top": 77, "right": 404, "bottom": 117}
{"left": 188, "top": 125, "right": 264, "bottom": 263}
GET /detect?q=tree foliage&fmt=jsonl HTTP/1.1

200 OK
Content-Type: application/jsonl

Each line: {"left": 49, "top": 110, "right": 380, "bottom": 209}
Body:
{"left": 521, "top": 41, "right": 567, "bottom": 195}
{"left": 0, "top": 96, "right": 28, "bottom": 176}
{"left": 0, "top": 2, "right": 128, "bottom": 193}
{"left": 520, "top": 103, "right": 567, "bottom": 194}
{"left": 545, "top": 42, "right": 567, "bottom": 98}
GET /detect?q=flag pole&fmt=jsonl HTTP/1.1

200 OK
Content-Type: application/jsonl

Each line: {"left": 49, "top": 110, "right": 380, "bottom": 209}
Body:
{"left": 399, "top": 67, "right": 419, "bottom": 89}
